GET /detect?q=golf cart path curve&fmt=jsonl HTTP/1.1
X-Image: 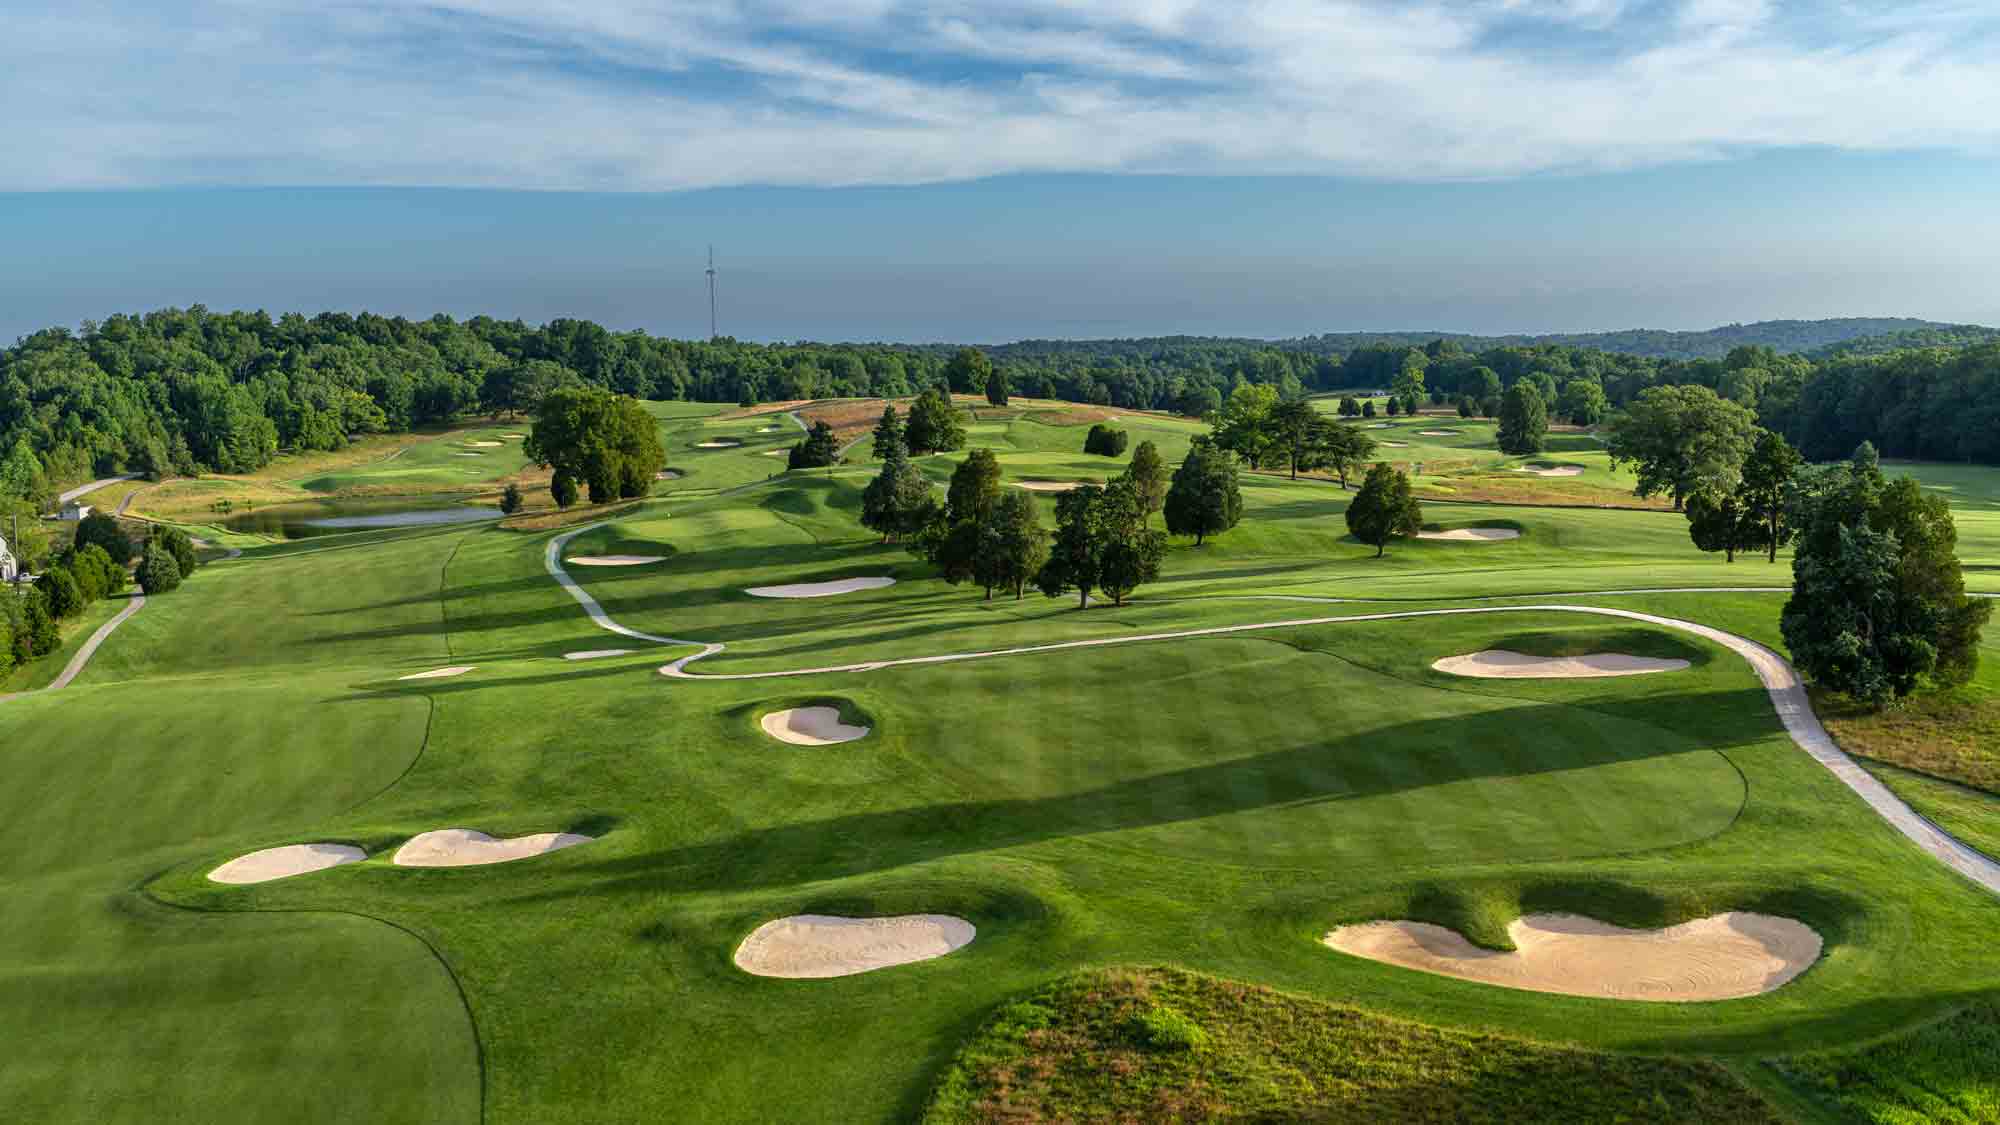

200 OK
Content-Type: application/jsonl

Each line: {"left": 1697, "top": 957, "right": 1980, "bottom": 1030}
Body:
{"left": 57, "top": 473, "right": 144, "bottom": 505}
{"left": 0, "top": 594, "right": 146, "bottom": 703}
{"left": 542, "top": 535, "right": 2000, "bottom": 897}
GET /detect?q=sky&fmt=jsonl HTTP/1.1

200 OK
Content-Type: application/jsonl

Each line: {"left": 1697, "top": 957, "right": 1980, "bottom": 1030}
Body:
{"left": 4, "top": 0, "right": 1999, "bottom": 344}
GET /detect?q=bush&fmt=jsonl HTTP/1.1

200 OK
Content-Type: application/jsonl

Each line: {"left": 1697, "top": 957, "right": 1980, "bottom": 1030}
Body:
{"left": 500, "top": 483, "right": 524, "bottom": 515}
{"left": 137, "top": 542, "right": 182, "bottom": 595}
{"left": 1385, "top": 397, "right": 1401, "bottom": 416}
{"left": 24, "top": 590, "right": 58, "bottom": 656}
{"left": 1361, "top": 400, "right": 1376, "bottom": 418}
{"left": 149, "top": 525, "right": 197, "bottom": 576}
{"left": 41, "top": 566, "right": 84, "bottom": 620}
{"left": 1130, "top": 1005, "right": 1208, "bottom": 1051}
{"left": 1083, "top": 424, "right": 1129, "bottom": 457}
{"left": 551, "top": 471, "right": 578, "bottom": 509}
{"left": 73, "top": 511, "right": 133, "bottom": 566}
{"left": 1457, "top": 395, "right": 1476, "bottom": 418}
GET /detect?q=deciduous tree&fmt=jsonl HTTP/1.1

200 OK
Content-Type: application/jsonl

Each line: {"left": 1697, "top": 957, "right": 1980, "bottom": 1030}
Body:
{"left": 905, "top": 387, "right": 966, "bottom": 454}
{"left": 1605, "top": 384, "right": 1759, "bottom": 509}
{"left": 1496, "top": 383, "right": 1549, "bottom": 455}
{"left": 1163, "top": 436, "right": 1242, "bottom": 546}
{"left": 1345, "top": 463, "right": 1423, "bottom": 557}
{"left": 1121, "top": 440, "right": 1167, "bottom": 515}
{"left": 136, "top": 542, "right": 182, "bottom": 595}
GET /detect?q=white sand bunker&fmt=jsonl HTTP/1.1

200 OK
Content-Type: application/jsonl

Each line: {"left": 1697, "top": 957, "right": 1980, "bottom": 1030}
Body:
{"left": 399, "top": 666, "right": 475, "bottom": 680}
{"left": 1325, "top": 912, "right": 1821, "bottom": 1002}
{"left": 1416, "top": 527, "right": 1521, "bottom": 541}
{"left": 655, "top": 470, "right": 683, "bottom": 480}
{"left": 565, "top": 648, "right": 635, "bottom": 660}
{"left": 696, "top": 439, "right": 742, "bottom": 448}
{"left": 762, "top": 706, "right": 870, "bottom": 745}
{"left": 209, "top": 843, "right": 365, "bottom": 885}
{"left": 393, "top": 828, "right": 594, "bottom": 867}
{"left": 1380, "top": 441, "right": 1409, "bottom": 447}
{"left": 466, "top": 440, "right": 504, "bottom": 447}
{"left": 1514, "top": 465, "right": 1584, "bottom": 477}
{"left": 735, "top": 914, "right": 976, "bottom": 979}
{"left": 1435, "top": 650, "right": 1690, "bottom": 678}
{"left": 1013, "top": 480, "right": 1087, "bottom": 492}
{"left": 745, "top": 576, "right": 896, "bottom": 598}
{"left": 1366, "top": 423, "right": 1391, "bottom": 428}
{"left": 565, "top": 555, "right": 666, "bottom": 566}
{"left": 1417, "top": 430, "right": 1460, "bottom": 437}
{"left": 454, "top": 452, "right": 485, "bottom": 457}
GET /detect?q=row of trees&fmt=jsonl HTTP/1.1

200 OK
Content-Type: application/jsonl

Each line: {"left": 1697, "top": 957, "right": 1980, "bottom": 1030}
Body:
{"left": 1208, "top": 390, "right": 1379, "bottom": 485}
{"left": 3, "top": 516, "right": 195, "bottom": 675}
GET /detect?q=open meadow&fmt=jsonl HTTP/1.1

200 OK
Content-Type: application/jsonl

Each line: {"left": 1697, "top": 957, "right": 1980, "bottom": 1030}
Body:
{"left": 4, "top": 401, "right": 1998, "bottom": 1123}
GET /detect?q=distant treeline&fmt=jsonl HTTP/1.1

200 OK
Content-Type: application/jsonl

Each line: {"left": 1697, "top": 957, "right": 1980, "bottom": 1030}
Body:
{"left": 3, "top": 308, "right": 1999, "bottom": 498}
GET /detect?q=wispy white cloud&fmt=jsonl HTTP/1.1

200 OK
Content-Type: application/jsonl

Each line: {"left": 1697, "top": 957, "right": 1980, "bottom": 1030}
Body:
{"left": 2, "top": 0, "right": 1996, "bottom": 189}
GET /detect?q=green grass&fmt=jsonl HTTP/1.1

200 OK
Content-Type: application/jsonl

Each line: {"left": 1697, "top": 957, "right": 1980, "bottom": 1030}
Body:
{"left": 0, "top": 593, "right": 126, "bottom": 693}
{"left": 295, "top": 422, "right": 534, "bottom": 492}
{"left": 7, "top": 409, "right": 2000, "bottom": 1122}
{"left": 1769, "top": 1002, "right": 2000, "bottom": 1123}
{"left": 924, "top": 966, "right": 1781, "bottom": 1123}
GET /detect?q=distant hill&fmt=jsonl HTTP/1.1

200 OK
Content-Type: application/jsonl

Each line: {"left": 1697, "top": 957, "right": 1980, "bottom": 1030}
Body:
{"left": 1805, "top": 324, "right": 2000, "bottom": 359}
{"left": 982, "top": 318, "right": 1989, "bottom": 363}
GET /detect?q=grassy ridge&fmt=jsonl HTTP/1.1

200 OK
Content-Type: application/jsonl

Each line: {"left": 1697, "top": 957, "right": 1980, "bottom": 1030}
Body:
{"left": 924, "top": 966, "right": 1780, "bottom": 1123}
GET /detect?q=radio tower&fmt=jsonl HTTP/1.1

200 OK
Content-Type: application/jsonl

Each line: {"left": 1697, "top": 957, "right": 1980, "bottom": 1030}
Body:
{"left": 705, "top": 246, "right": 718, "bottom": 340}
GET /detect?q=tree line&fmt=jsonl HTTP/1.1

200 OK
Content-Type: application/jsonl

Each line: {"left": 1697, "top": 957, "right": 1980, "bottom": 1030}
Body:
{"left": 2, "top": 514, "right": 196, "bottom": 678}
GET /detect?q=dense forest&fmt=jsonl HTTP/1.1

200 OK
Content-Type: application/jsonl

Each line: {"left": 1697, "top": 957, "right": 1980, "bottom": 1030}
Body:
{"left": 3, "top": 308, "right": 1998, "bottom": 503}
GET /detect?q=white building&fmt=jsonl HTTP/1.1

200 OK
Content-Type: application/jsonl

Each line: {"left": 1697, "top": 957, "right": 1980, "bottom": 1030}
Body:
{"left": 58, "top": 502, "right": 91, "bottom": 521}
{"left": 0, "top": 533, "right": 16, "bottom": 582}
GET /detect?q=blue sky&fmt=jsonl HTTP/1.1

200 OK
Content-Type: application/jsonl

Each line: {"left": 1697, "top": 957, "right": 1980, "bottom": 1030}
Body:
{"left": 4, "top": 1, "right": 1998, "bottom": 343}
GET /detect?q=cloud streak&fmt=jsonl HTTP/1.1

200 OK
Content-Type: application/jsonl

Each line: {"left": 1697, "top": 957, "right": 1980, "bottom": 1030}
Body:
{"left": 4, "top": 0, "right": 1997, "bottom": 190}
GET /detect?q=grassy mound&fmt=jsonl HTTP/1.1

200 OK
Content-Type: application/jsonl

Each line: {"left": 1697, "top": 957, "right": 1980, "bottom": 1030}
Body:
{"left": 1769, "top": 1001, "right": 2000, "bottom": 1123}
{"left": 924, "top": 967, "right": 1779, "bottom": 1124}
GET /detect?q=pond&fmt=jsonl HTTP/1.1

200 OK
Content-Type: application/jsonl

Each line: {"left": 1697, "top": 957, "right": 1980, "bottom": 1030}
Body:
{"left": 220, "top": 497, "right": 499, "bottom": 538}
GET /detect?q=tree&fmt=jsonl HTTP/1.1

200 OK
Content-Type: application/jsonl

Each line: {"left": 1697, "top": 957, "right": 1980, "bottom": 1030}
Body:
{"left": 871, "top": 406, "right": 904, "bottom": 460}
{"left": 42, "top": 565, "right": 84, "bottom": 619}
{"left": 905, "top": 387, "right": 966, "bottom": 454}
{"left": 1337, "top": 396, "right": 1361, "bottom": 418}
{"left": 73, "top": 511, "right": 133, "bottom": 566}
{"left": 550, "top": 471, "right": 578, "bottom": 508}
{"left": 1781, "top": 454, "right": 1991, "bottom": 703}
{"left": 1180, "top": 385, "right": 1222, "bottom": 418}
{"left": 525, "top": 386, "right": 666, "bottom": 503}
{"left": 981, "top": 490, "right": 1047, "bottom": 600}
{"left": 136, "top": 542, "right": 183, "bottom": 595}
{"left": 1740, "top": 429, "right": 1803, "bottom": 563}
{"left": 788, "top": 421, "right": 839, "bottom": 469}
{"left": 23, "top": 589, "right": 58, "bottom": 656}
{"left": 1460, "top": 366, "right": 1502, "bottom": 404}
{"left": 1163, "top": 436, "right": 1242, "bottom": 546}
{"left": 1385, "top": 397, "right": 1401, "bottom": 417}
{"left": 860, "top": 432, "right": 937, "bottom": 543}
{"left": 1685, "top": 487, "right": 1768, "bottom": 563}
{"left": 1121, "top": 440, "right": 1167, "bottom": 515}
{"left": 480, "top": 359, "right": 573, "bottom": 419}
{"left": 1038, "top": 485, "right": 1107, "bottom": 609}
{"left": 1605, "top": 384, "right": 1759, "bottom": 509}
{"left": 945, "top": 448, "right": 1003, "bottom": 523}
{"left": 1345, "top": 463, "right": 1423, "bottom": 557}
{"left": 500, "top": 483, "right": 524, "bottom": 514}
{"left": 1401, "top": 394, "right": 1422, "bottom": 418}
{"left": 1390, "top": 354, "right": 1426, "bottom": 404}
{"left": 1361, "top": 399, "right": 1376, "bottom": 419}
{"left": 1496, "top": 383, "right": 1549, "bottom": 455}
{"left": 1321, "top": 423, "right": 1378, "bottom": 488}
{"left": 1083, "top": 424, "right": 1129, "bottom": 457}
{"left": 150, "top": 525, "right": 197, "bottom": 576}
{"left": 985, "top": 367, "right": 1009, "bottom": 407}
{"left": 1208, "top": 383, "right": 1278, "bottom": 468}
{"left": 67, "top": 543, "right": 123, "bottom": 601}
{"left": 1480, "top": 395, "right": 1501, "bottom": 419}
{"left": 1034, "top": 481, "right": 1163, "bottom": 608}
{"left": 0, "top": 438, "right": 42, "bottom": 501}
{"left": 944, "top": 347, "right": 993, "bottom": 395}
{"left": 1559, "top": 379, "right": 1609, "bottom": 426}
{"left": 1456, "top": 395, "right": 1476, "bottom": 418}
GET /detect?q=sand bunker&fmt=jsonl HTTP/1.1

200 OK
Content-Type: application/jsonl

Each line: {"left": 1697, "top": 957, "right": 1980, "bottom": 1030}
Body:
{"left": 1417, "top": 430, "right": 1460, "bottom": 437}
{"left": 1417, "top": 527, "right": 1520, "bottom": 542}
{"left": 399, "top": 666, "right": 475, "bottom": 680}
{"left": 1325, "top": 912, "right": 1820, "bottom": 1001}
{"left": 565, "top": 555, "right": 666, "bottom": 566}
{"left": 745, "top": 577, "right": 896, "bottom": 598}
{"left": 209, "top": 843, "right": 366, "bottom": 884}
{"left": 761, "top": 449, "right": 789, "bottom": 457}
{"left": 453, "top": 452, "right": 484, "bottom": 457}
{"left": 466, "top": 440, "right": 504, "bottom": 447}
{"left": 761, "top": 706, "right": 870, "bottom": 745}
{"left": 696, "top": 439, "right": 742, "bottom": 448}
{"left": 1380, "top": 441, "right": 1409, "bottom": 447}
{"left": 734, "top": 914, "right": 976, "bottom": 978}
{"left": 565, "top": 649, "right": 636, "bottom": 660}
{"left": 1012, "top": 481, "right": 1087, "bottom": 492}
{"left": 655, "top": 470, "right": 683, "bottom": 480}
{"left": 1514, "top": 465, "right": 1584, "bottom": 477}
{"left": 1366, "top": 423, "right": 1391, "bottom": 428}
{"left": 1434, "top": 650, "right": 1691, "bottom": 678}
{"left": 393, "top": 828, "right": 594, "bottom": 868}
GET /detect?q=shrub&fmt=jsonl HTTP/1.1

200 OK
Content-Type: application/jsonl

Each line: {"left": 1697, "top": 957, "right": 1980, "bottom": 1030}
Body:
{"left": 1083, "top": 423, "right": 1129, "bottom": 457}
{"left": 1130, "top": 1005, "right": 1208, "bottom": 1051}
{"left": 551, "top": 471, "right": 578, "bottom": 508}
{"left": 42, "top": 566, "right": 84, "bottom": 620}
{"left": 149, "top": 525, "right": 197, "bottom": 576}
{"left": 137, "top": 542, "right": 183, "bottom": 595}
{"left": 500, "top": 483, "right": 524, "bottom": 514}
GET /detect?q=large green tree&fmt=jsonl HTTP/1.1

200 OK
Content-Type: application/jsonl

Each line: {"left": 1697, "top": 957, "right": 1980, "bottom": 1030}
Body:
{"left": 979, "top": 490, "right": 1048, "bottom": 600}
{"left": 943, "top": 347, "right": 993, "bottom": 395}
{"left": 72, "top": 511, "right": 133, "bottom": 566}
{"left": 1685, "top": 487, "right": 1767, "bottom": 563}
{"left": 1558, "top": 379, "right": 1608, "bottom": 425}
{"left": 1740, "top": 428, "right": 1803, "bottom": 563}
{"left": 1035, "top": 480, "right": 1164, "bottom": 608}
{"left": 136, "top": 542, "right": 182, "bottom": 595}
{"left": 985, "top": 367, "right": 1009, "bottom": 407}
{"left": 1344, "top": 463, "right": 1423, "bottom": 557}
{"left": 871, "top": 406, "right": 903, "bottom": 460}
{"left": 1496, "top": 383, "right": 1548, "bottom": 455}
{"left": 787, "top": 421, "right": 839, "bottom": 469}
{"left": 904, "top": 387, "right": 966, "bottom": 454}
{"left": 1207, "top": 383, "right": 1279, "bottom": 468}
{"left": 1162, "top": 436, "right": 1242, "bottom": 546}
{"left": 860, "top": 432, "right": 937, "bottom": 543}
{"left": 1121, "top": 440, "right": 1167, "bottom": 515}
{"left": 1322, "top": 423, "right": 1378, "bottom": 488}
{"left": 1605, "top": 384, "right": 1760, "bottom": 509}
{"left": 524, "top": 386, "right": 665, "bottom": 503}
{"left": 1267, "top": 400, "right": 1337, "bottom": 480}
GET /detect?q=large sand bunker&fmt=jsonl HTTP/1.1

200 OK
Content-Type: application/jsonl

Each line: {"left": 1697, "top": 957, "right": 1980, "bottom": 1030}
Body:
{"left": 393, "top": 828, "right": 594, "bottom": 867}
{"left": 1324, "top": 912, "right": 1821, "bottom": 1001}
{"left": 209, "top": 843, "right": 366, "bottom": 884}
{"left": 1434, "top": 650, "right": 1690, "bottom": 678}
{"left": 1012, "top": 481, "right": 1087, "bottom": 492}
{"left": 762, "top": 706, "right": 870, "bottom": 745}
{"left": 1416, "top": 528, "right": 1520, "bottom": 542}
{"left": 734, "top": 914, "right": 976, "bottom": 978}
{"left": 566, "top": 555, "right": 666, "bottom": 566}
{"left": 696, "top": 439, "right": 742, "bottom": 448}
{"left": 1514, "top": 465, "right": 1584, "bottom": 477}
{"left": 399, "top": 666, "right": 475, "bottom": 680}
{"left": 745, "top": 577, "right": 896, "bottom": 598}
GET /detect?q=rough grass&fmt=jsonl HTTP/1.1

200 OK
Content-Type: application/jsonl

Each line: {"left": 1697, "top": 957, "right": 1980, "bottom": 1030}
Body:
{"left": 1857, "top": 761, "right": 2000, "bottom": 862}
{"left": 1820, "top": 688, "right": 2000, "bottom": 796}
{"left": 1770, "top": 1002, "right": 2000, "bottom": 1124}
{"left": 923, "top": 967, "right": 1780, "bottom": 1124}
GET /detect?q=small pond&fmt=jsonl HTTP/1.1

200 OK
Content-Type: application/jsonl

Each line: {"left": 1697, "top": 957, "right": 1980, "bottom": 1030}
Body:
{"left": 221, "top": 496, "right": 499, "bottom": 538}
